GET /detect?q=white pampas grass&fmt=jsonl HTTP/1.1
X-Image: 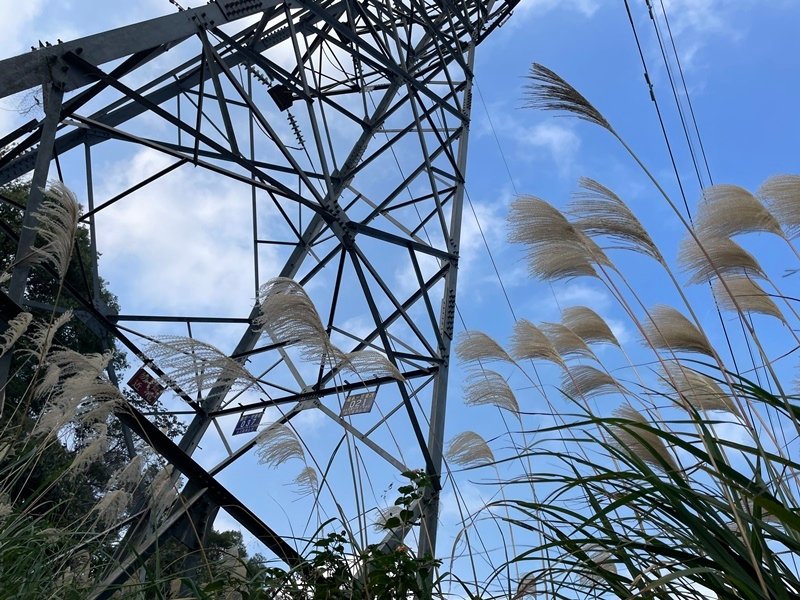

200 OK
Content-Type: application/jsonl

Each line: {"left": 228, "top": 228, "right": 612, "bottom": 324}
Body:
{"left": 256, "top": 277, "right": 335, "bottom": 361}
{"left": 92, "top": 489, "right": 130, "bottom": 527}
{"left": 641, "top": 305, "right": 714, "bottom": 356}
{"left": 662, "top": 362, "right": 737, "bottom": 415}
{"left": 678, "top": 235, "right": 766, "bottom": 285}
{"left": 149, "top": 465, "right": 178, "bottom": 517}
{"left": 569, "top": 178, "right": 662, "bottom": 261}
{"left": 70, "top": 423, "right": 108, "bottom": 474}
{"left": 335, "top": 350, "right": 404, "bottom": 381}
{"left": 293, "top": 466, "right": 318, "bottom": 498}
{"left": 508, "top": 196, "right": 610, "bottom": 280}
{"left": 464, "top": 369, "right": 519, "bottom": 413}
{"left": 145, "top": 336, "right": 257, "bottom": 395}
{"left": 759, "top": 175, "right": 800, "bottom": 238}
{"left": 446, "top": 431, "right": 494, "bottom": 467}
{"left": 578, "top": 545, "right": 618, "bottom": 587}
{"left": 525, "top": 63, "right": 611, "bottom": 130}
{"left": 22, "top": 182, "right": 81, "bottom": 280}
{"left": 23, "top": 309, "right": 73, "bottom": 358}
{"left": 562, "top": 365, "right": 621, "bottom": 398}
{"left": 456, "top": 331, "right": 513, "bottom": 364}
{"left": 510, "top": 319, "right": 562, "bottom": 364}
{"left": 109, "top": 455, "right": 145, "bottom": 491}
{"left": 542, "top": 322, "right": 595, "bottom": 359}
{"left": 0, "top": 312, "right": 32, "bottom": 358}
{"left": 256, "top": 422, "right": 305, "bottom": 468}
{"left": 713, "top": 277, "right": 785, "bottom": 321}
{"left": 696, "top": 184, "right": 782, "bottom": 239}
{"left": 561, "top": 306, "right": 619, "bottom": 347}
{"left": 611, "top": 404, "right": 678, "bottom": 472}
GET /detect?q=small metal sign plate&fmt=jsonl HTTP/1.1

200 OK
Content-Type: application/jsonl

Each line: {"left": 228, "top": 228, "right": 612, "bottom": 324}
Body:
{"left": 233, "top": 410, "right": 265, "bottom": 435}
{"left": 340, "top": 390, "right": 377, "bottom": 417}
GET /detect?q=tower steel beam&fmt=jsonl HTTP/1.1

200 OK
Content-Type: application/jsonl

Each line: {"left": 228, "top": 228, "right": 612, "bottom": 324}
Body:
{"left": 0, "top": 0, "right": 521, "bottom": 590}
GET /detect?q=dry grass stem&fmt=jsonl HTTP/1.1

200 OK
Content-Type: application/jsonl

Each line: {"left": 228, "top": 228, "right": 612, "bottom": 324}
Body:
{"left": 612, "top": 404, "right": 679, "bottom": 472}
{"left": 569, "top": 177, "right": 662, "bottom": 261}
{"left": 678, "top": 235, "right": 767, "bottom": 285}
{"left": 446, "top": 431, "right": 495, "bottom": 467}
{"left": 510, "top": 319, "right": 563, "bottom": 364}
{"left": 642, "top": 305, "right": 714, "bottom": 356}
{"left": 256, "top": 422, "right": 305, "bottom": 468}
{"left": 697, "top": 184, "right": 782, "bottom": 238}
{"left": 456, "top": 330, "right": 513, "bottom": 364}
{"left": 524, "top": 63, "right": 611, "bottom": 130}
{"left": 464, "top": 369, "right": 519, "bottom": 413}
{"left": 713, "top": 276, "right": 785, "bottom": 321}
{"left": 562, "top": 365, "right": 622, "bottom": 398}
{"left": 561, "top": 306, "right": 620, "bottom": 346}
{"left": 759, "top": 175, "right": 800, "bottom": 238}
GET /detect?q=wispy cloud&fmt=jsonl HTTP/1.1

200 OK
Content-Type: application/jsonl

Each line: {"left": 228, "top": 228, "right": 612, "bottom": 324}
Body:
{"left": 515, "top": 0, "right": 601, "bottom": 19}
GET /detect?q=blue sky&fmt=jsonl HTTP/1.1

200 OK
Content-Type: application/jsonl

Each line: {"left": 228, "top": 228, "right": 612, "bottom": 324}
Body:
{"left": 2, "top": 0, "right": 800, "bottom": 592}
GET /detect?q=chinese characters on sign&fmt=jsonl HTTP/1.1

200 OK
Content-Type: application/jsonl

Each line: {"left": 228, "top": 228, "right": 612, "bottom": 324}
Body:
{"left": 127, "top": 367, "right": 165, "bottom": 405}
{"left": 340, "top": 390, "right": 377, "bottom": 417}
{"left": 233, "top": 410, "right": 265, "bottom": 435}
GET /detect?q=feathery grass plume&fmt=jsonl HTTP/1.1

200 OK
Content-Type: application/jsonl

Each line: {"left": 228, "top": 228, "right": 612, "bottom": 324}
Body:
{"left": 696, "top": 184, "right": 782, "bottom": 239}
{"left": 149, "top": 465, "right": 178, "bottom": 517}
{"left": 293, "top": 466, "right": 318, "bottom": 498}
{"left": 108, "top": 454, "right": 145, "bottom": 492}
{"left": 561, "top": 306, "right": 620, "bottom": 346}
{"left": 510, "top": 318, "right": 563, "bottom": 364}
{"left": 568, "top": 177, "right": 663, "bottom": 262}
{"left": 456, "top": 330, "right": 513, "bottom": 364}
{"left": 759, "top": 175, "right": 800, "bottom": 237}
{"left": 334, "top": 349, "right": 404, "bottom": 381}
{"left": 22, "top": 182, "right": 81, "bottom": 280}
{"left": 256, "top": 277, "right": 335, "bottom": 361}
{"left": 562, "top": 365, "right": 622, "bottom": 398}
{"left": 22, "top": 309, "right": 73, "bottom": 358}
{"left": 92, "top": 489, "right": 130, "bottom": 528}
{"left": 713, "top": 276, "right": 785, "bottom": 321}
{"left": 256, "top": 422, "right": 305, "bottom": 468}
{"left": 464, "top": 369, "right": 519, "bottom": 413}
{"left": 0, "top": 311, "right": 32, "bottom": 358}
{"left": 524, "top": 63, "right": 611, "bottom": 130}
{"left": 541, "top": 322, "right": 595, "bottom": 359}
{"left": 662, "top": 362, "right": 737, "bottom": 415}
{"left": 513, "top": 573, "right": 537, "bottom": 599}
{"left": 445, "top": 431, "right": 494, "bottom": 467}
{"left": 641, "top": 305, "right": 714, "bottom": 356}
{"left": 611, "top": 404, "right": 679, "bottom": 472}
{"left": 145, "top": 335, "right": 257, "bottom": 395}
{"left": 70, "top": 423, "right": 108, "bottom": 474}
{"left": 678, "top": 234, "right": 767, "bottom": 285}
{"left": 508, "top": 196, "right": 610, "bottom": 280}
{"left": 577, "top": 546, "right": 618, "bottom": 587}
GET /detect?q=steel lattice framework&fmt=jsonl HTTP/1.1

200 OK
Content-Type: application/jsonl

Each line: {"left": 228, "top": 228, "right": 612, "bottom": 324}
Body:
{"left": 0, "top": 0, "right": 516, "bottom": 593}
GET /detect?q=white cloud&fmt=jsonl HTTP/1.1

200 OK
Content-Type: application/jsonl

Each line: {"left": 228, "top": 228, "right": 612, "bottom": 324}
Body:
{"left": 520, "top": 122, "right": 581, "bottom": 177}
{"left": 515, "top": 0, "right": 601, "bottom": 19}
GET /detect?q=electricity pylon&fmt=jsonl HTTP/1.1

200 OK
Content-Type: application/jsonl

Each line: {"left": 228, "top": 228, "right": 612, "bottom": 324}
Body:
{"left": 0, "top": 0, "right": 517, "bottom": 592}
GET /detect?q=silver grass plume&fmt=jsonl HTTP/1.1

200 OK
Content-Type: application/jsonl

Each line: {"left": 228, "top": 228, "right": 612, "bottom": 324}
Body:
{"left": 561, "top": 306, "right": 620, "bottom": 346}
{"left": 256, "top": 277, "right": 335, "bottom": 361}
{"left": 0, "top": 312, "right": 32, "bottom": 358}
{"left": 611, "top": 404, "right": 679, "bottom": 472}
{"left": 145, "top": 336, "right": 257, "bottom": 395}
{"left": 92, "top": 489, "right": 130, "bottom": 528}
{"left": 524, "top": 63, "right": 611, "bottom": 130}
{"left": 678, "top": 234, "right": 767, "bottom": 285}
{"left": 256, "top": 422, "right": 305, "bottom": 468}
{"left": 23, "top": 309, "right": 73, "bottom": 358}
{"left": 662, "top": 362, "right": 737, "bottom": 415}
{"left": 542, "top": 322, "right": 595, "bottom": 359}
{"left": 641, "top": 305, "right": 714, "bottom": 356}
{"left": 456, "top": 330, "right": 513, "bottom": 364}
{"left": 70, "top": 423, "right": 108, "bottom": 474}
{"left": 577, "top": 545, "right": 618, "bottom": 587}
{"left": 464, "top": 369, "right": 519, "bottom": 413}
{"left": 696, "top": 184, "right": 782, "bottom": 239}
{"left": 713, "top": 276, "right": 785, "bottom": 321}
{"left": 149, "top": 465, "right": 178, "bottom": 517}
{"left": 510, "top": 319, "right": 563, "bottom": 364}
{"left": 568, "top": 177, "right": 663, "bottom": 262}
{"left": 334, "top": 349, "right": 404, "bottom": 381}
{"left": 293, "top": 466, "right": 318, "bottom": 498}
{"left": 759, "top": 175, "right": 800, "bottom": 238}
{"left": 513, "top": 573, "right": 537, "bottom": 599}
{"left": 25, "top": 182, "right": 81, "bottom": 280}
{"left": 445, "top": 431, "right": 494, "bottom": 467}
{"left": 508, "top": 196, "right": 610, "bottom": 280}
{"left": 562, "top": 365, "right": 622, "bottom": 398}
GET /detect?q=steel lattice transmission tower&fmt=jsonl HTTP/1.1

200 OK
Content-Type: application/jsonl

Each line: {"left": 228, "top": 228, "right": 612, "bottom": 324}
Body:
{"left": 0, "top": 0, "right": 516, "bottom": 592}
